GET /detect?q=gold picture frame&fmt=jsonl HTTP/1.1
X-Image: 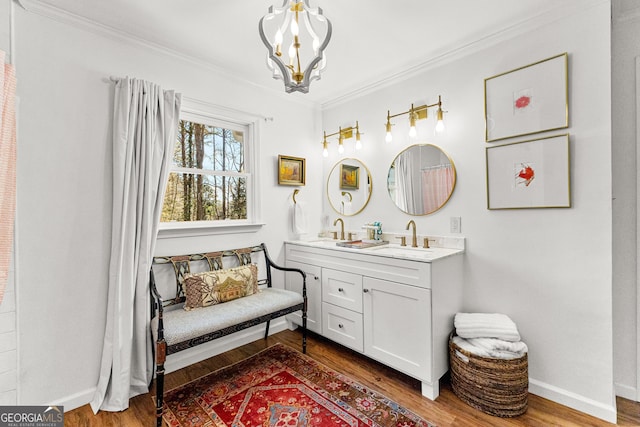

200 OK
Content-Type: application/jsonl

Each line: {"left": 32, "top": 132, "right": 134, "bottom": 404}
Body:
{"left": 340, "top": 164, "right": 360, "bottom": 190}
{"left": 484, "top": 53, "right": 569, "bottom": 142}
{"left": 486, "top": 134, "right": 571, "bottom": 209}
{"left": 278, "top": 155, "right": 306, "bottom": 186}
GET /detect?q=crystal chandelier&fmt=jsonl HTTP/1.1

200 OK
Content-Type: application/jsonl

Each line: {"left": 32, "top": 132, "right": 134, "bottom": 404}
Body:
{"left": 258, "top": 0, "right": 332, "bottom": 94}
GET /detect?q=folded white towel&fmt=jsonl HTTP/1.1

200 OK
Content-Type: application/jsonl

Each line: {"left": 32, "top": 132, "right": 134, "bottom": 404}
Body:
{"left": 291, "top": 202, "right": 307, "bottom": 236}
{"left": 452, "top": 336, "right": 527, "bottom": 360}
{"left": 454, "top": 312, "right": 521, "bottom": 342}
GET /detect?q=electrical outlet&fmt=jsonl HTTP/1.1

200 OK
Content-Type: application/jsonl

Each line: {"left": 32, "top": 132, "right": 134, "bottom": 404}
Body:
{"left": 450, "top": 216, "right": 461, "bottom": 233}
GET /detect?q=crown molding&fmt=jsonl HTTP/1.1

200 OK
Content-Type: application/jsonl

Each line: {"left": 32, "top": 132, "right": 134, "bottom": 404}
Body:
{"left": 320, "top": 0, "right": 609, "bottom": 110}
{"left": 17, "top": 0, "right": 317, "bottom": 109}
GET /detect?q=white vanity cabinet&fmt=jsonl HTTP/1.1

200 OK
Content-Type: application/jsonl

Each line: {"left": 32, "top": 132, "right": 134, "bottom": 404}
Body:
{"left": 284, "top": 260, "right": 323, "bottom": 334}
{"left": 284, "top": 241, "right": 463, "bottom": 400}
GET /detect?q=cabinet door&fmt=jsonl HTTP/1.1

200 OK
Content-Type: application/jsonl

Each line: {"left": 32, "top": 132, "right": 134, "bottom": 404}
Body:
{"left": 322, "top": 268, "right": 363, "bottom": 312}
{"left": 285, "top": 260, "right": 322, "bottom": 334}
{"left": 363, "top": 276, "right": 432, "bottom": 381}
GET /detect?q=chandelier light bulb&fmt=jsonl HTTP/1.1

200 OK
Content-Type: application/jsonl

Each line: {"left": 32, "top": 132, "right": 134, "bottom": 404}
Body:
{"left": 259, "top": 0, "right": 332, "bottom": 93}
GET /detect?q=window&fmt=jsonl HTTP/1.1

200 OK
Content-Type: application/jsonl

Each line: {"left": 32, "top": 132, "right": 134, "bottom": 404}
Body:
{"left": 160, "top": 104, "right": 260, "bottom": 233}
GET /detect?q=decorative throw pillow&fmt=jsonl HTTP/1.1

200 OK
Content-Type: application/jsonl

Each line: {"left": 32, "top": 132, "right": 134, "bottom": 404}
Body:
{"left": 182, "top": 264, "right": 258, "bottom": 311}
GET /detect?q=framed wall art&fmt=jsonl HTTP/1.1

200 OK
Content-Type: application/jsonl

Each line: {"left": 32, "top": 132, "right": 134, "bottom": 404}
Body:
{"left": 340, "top": 164, "right": 360, "bottom": 190}
{"left": 278, "top": 155, "right": 306, "bottom": 186}
{"left": 486, "top": 134, "right": 570, "bottom": 209}
{"left": 484, "top": 53, "right": 568, "bottom": 142}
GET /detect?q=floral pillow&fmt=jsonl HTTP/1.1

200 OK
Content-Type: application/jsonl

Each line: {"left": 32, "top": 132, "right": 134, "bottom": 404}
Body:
{"left": 182, "top": 264, "right": 258, "bottom": 311}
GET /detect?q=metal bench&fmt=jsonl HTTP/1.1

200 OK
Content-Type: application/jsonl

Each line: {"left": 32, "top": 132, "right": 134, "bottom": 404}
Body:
{"left": 149, "top": 243, "right": 307, "bottom": 427}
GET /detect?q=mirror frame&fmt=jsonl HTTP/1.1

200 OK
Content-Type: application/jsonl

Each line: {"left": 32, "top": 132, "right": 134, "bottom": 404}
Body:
{"left": 387, "top": 143, "right": 457, "bottom": 216}
{"left": 327, "top": 158, "right": 373, "bottom": 216}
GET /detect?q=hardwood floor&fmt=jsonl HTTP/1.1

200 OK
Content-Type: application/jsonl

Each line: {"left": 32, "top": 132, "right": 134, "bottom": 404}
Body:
{"left": 66, "top": 330, "right": 640, "bottom": 426}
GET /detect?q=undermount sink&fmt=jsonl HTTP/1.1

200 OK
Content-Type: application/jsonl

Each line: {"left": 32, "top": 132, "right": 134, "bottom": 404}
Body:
{"left": 295, "top": 239, "right": 463, "bottom": 262}
{"left": 370, "top": 245, "right": 434, "bottom": 259}
{"left": 336, "top": 240, "right": 389, "bottom": 249}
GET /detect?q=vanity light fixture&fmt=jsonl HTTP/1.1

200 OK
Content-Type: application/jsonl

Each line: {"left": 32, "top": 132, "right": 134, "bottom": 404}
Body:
{"left": 385, "top": 95, "right": 446, "bottom": 142}
{"left": 322, "top": 122, "right": 363, "bottom": 157}
{"left": 258, "top": 0, "right": 332, "bottom": 94}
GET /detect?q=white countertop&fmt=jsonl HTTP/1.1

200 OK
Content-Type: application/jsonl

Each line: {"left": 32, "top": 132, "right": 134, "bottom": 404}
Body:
{"left": 286, "top": 239, "right": 464, "bottom": 262}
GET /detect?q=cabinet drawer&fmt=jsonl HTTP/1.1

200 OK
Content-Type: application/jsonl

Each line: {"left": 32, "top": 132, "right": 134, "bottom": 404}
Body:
{"left": 322, "top": 302, "right": 363, "bottom": 352}
{"left": 322, "top": 268, "right": 363, "bottom": 312}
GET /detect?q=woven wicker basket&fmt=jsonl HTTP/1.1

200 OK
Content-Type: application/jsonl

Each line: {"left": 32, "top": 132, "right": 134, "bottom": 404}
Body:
{"left": 449, "top": 333, "right": 528, "bottom": 418}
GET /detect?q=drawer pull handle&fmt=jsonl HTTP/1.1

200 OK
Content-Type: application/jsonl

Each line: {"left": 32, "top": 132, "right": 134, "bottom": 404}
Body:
{"left": 314, "top": 276, "right": 319, "bottom": 280}
{"left": 363, "top": 288, "right": 370, "bottom": 293}
{"left": 338, "top": 287, "right": 344, "bottom": 292}
{"left": 338, "top": 323, "right": 344, "bottom": 329}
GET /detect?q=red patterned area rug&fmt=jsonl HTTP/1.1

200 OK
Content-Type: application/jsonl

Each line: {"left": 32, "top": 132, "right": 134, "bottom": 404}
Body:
{"left": 161, "top": 343, "right": 436, "bottom": 427}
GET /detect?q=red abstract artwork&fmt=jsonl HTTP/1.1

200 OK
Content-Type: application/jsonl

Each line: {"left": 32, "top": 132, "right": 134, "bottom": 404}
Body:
{"left": 515, "top": 96, "right": 531, "bottom": 109}
{"left": 516, "top": 163, "right": 535, "bottom": 187}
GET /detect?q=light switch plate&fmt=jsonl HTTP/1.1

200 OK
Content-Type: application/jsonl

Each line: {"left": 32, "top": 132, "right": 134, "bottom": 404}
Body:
{"left": 450, "top": 216, "right": 461, "bottom": 233}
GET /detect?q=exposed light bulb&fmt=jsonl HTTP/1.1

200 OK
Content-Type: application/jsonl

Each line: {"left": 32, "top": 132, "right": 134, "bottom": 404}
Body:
{"left": 290, "top": 18, "right": 299, "bottom": 36}
{"left": 409, "top": 125, "right": 417, "bottom": 138}
{"left": 355, "top": 139, "right": 362, "bottom": 150}
{"left": 312, "top": 37, "right": 320, "bottom": 55}
{"left": 275, "top": 29, "right": 283, "bottom": 45}
{"left": 338, "top": 142, "right": 344, "bottom": 153}
{"left": 435, "top": 107, "right": 445, "bottom": 135}
{"left": 288, "top": 43, "right": 296, "bottom": 60}
{"left": 323, "top": 147, "right": 329, "bottom": 157}
{"left": 385, "top": 132, "right": 393, "bottom": 143}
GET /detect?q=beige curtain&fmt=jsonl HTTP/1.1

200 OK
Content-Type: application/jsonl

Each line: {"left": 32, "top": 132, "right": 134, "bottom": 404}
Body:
{"left": 0, "top": 50, "right": 17, "bottom": 306}
{"left": 91, "top": 77, "right": 181, "bottom": 412}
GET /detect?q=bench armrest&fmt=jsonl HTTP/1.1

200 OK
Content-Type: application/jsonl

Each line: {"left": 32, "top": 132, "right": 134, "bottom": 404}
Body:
{"left": 261, "top": 243, "right": 306, "bottom": 289}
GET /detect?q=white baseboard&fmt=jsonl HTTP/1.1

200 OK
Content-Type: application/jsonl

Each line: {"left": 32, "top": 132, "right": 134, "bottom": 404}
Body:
{"left": 529, "top": 378, "right": 617, "bottom": 423}
{"left": 51, "top": 386, "right": 96, "bottom": 412}
{"left": 615, "top": 382, "right": 638, "bottom": 401}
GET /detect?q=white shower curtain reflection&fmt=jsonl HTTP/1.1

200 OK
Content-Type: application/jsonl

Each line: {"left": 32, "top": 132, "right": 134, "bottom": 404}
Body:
{"left": 422, "top": 165, "right": 454, "bottom": 214}
{"left": 91, "top": 78, "right": 181, "bottom": 412}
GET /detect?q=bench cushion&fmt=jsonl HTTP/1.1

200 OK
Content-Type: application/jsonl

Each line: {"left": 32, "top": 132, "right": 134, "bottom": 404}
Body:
{"left": 151, "top": 288, "right": 303, "bottom": 351}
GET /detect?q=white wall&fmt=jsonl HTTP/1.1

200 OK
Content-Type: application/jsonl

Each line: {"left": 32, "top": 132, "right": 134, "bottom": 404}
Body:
{"left": 11, "top": 4, "right": 321, "bottom": 410}
{"left": 322, "top": 2, "right": 615, "bottom": 422}
{"left": 612, "top": 0, "right": 640, "bottom": 401}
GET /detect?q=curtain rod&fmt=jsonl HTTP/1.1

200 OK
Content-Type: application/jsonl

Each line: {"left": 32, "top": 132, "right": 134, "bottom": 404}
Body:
{"left": 107, "top": 76, "right": 274, "bottom": 122}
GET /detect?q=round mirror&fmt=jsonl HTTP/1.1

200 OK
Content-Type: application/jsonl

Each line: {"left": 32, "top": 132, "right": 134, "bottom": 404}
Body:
{"left": 327, "top": 158, "right": 372, "bottom": 216}
{"left": 387, "top": 144, "right": 456, "bottom": 215}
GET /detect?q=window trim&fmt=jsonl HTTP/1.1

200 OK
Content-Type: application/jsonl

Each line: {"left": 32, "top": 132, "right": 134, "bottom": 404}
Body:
{"left": 158, "top": 97, "right": 263, "bottom": 238}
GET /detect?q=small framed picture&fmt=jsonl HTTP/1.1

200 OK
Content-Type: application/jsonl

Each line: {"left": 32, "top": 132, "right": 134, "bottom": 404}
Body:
{"left": 484, "top": 53, "right": 569, "bottom": 142}
{"left": 278, "top": 155, "right": 306, "bottom": 186}
{"left": 340, "top": 164, "right": 359, "bottom": 189}
{"left": 486, "top": 134, "right": 571, "bottom": 209}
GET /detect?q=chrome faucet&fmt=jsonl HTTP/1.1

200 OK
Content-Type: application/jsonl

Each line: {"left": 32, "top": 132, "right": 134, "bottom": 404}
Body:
{"left": 333, "top": 218, "right": 345, "bottom": 240}
{"left": 406, "top": 220, "right": 418, "bottom": 248}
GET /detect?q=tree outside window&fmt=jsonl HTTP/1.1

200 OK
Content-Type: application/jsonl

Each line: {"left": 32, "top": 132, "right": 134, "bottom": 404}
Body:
{"left": 161, "top": 118, "right": 249, "bottom": 222}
